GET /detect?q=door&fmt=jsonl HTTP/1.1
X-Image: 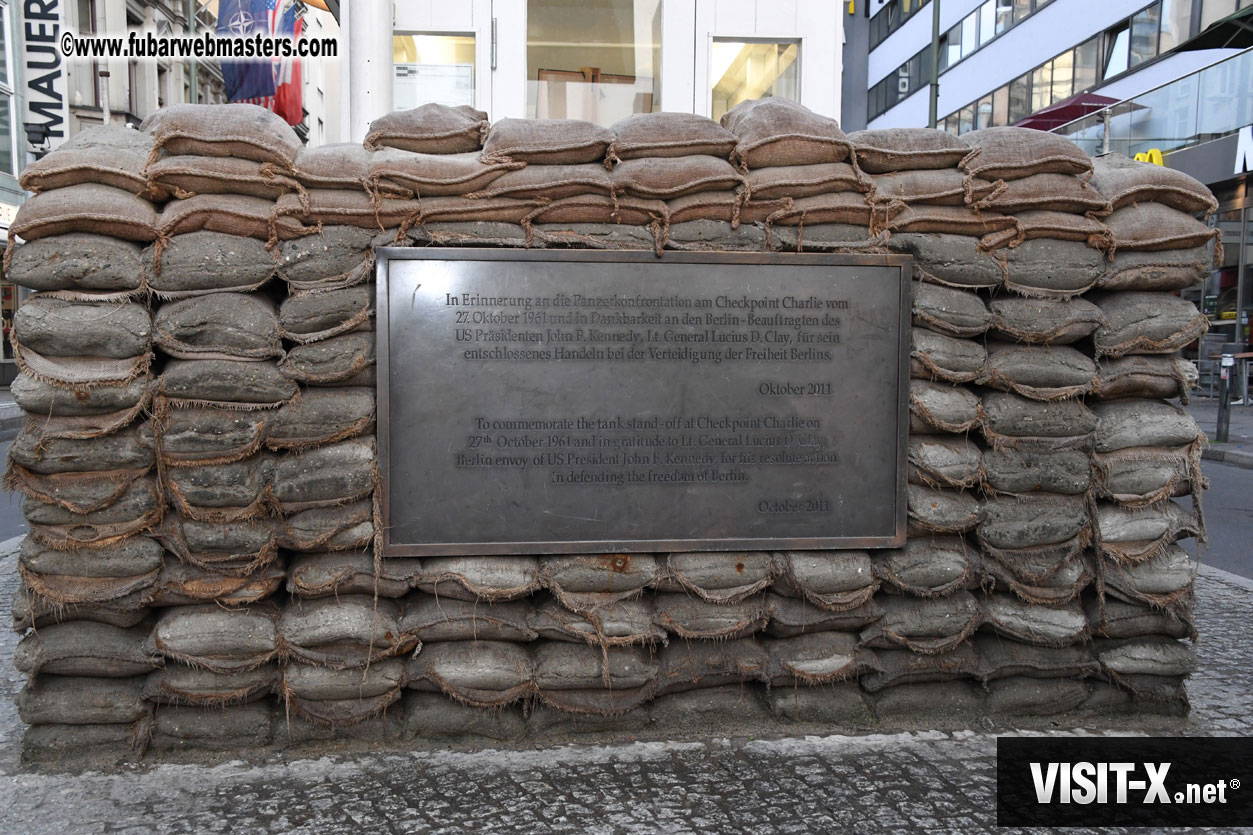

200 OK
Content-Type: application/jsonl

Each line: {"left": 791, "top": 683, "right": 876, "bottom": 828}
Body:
{"left": 393, "top": 0, "right": 495, "bottom": 116}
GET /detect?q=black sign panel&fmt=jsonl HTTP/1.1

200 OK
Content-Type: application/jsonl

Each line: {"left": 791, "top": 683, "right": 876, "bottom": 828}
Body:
{"left": 377, "top": 249, "right": 909, "bottom": 556}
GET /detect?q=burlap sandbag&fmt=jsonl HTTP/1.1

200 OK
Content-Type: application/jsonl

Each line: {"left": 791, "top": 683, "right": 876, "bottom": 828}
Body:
{"left": 665, "top": 192, "right": 788, "bottom": 227}
{"left": 978, "top": 494, "right": 1089, "bottom": 557}
{"left": 144, "top": 230, "right": 276, "bottom": 298}
{"left": 1089, "top": 596, "right": 1194, "bottom": 641}
{"left": 19, "top": 125, "right": 153, "bottom": 195}
{"left": 364, "top": 103, "right": 489, "bottom": 154}
{"left": 159, "top": 514, "right": 281, "bottom": 574}
{"left": 274, "top": 189, "right": 421, "bottom": 232}
{"left": 974, "top": 634, "right": 1099, "bottom": 681}
{"left": 1104, "top": 202, "right": 1220, "bottom": 252}
{"left": 906, "top": 483, "right": 980, "bottom": 535}
{"left": 1090, "top": 291, "right": 1208, "bottom": 359}
{"left": 652, "top": 593, "right": 768, "bottom": 641}
{"left": 150, "top": 702, "right": 273, "bottom": 750}
{"left": 6, "top": 463, "right": 151, "bottom": 515}
{"left": 527, "top": 597, "right": 657, "bottom": 646}
{"left": 463, "top": 162, "right": 613, "bottom": 200}
{"left": 11, "top": 371, "right": 150, "bottom": 417}
{"left": 608, "top": 112, "right": 736, "bottom": 161}
{"left": 272, "top": 437, "right": 376, "bottom": 512}
{"left": 163, "top": 455, "right": 274, "bottom": 520}
{"left": 413, "top": 556, "right": 541, "bottom": 602}
{"left": 9, "top": 422, "right": 154, "bottom": 474}
{"left": 993, "top": 237, "right": 1108, "bottom": 299}
{"left": 278, "top": 595, "right": 416, "bottom": 669}
{"left": 18, "top": 535, "right": 162, "bottom": 607}
{"left": 980, "top": 211, "right": 1113, "bottom": 253}
{"left": 982, "top": 595, "right": 1088, "bottom": 647}
{"left": 1093, "top": 355, "right": 1196, "bottom": 403}
{"left": 909, "top": 379, "right": 981, "bottom": 434}
{"left": 912, "top": 281, "right": 992, "bottom": 337}
{"left": 294, "top": 143, "right": 393, "bottom": 193}
{"left": 282, "top": 499, "right": 374, "bottom": 552}
{"left": 410, "top": 640, "right": 535, "bottom": 708}
{"left": 277, "top": 225, "right": 376, "bottom": 292}
{"left": 11, "top": 579, "right": 150, "bottom": 631}
{"left": 981, "top": 342, "right": 1097, "bottom": 401}
{"left": 266, "top": 387, "right": 374, "bottom": 451}
{"left": 15, "top": 621, "right": 158, "bottom": 678}
{"left": 611, "top": 156, "right": 744, "bottom": 199}
{"left": 909, "top": 327, "right": 986, "bottom": 383}
{"left": 280, "top": 659, "right": 406, "bottom": 724}
{"left": 16, "top": 676, "right": 150, "bottom": 726}
{"left": 766, "top": 191, "right": 883, "bottom": 231}
{"left": 279, "top": 285, "right": 373, "bottom": 344}
{"left": 873, "top": 536, "right": 974, "bottom": 598}
{"left": 988, "top": 296, "right": 1105, "bottom": 344}
{"left": 860, "top": 644, "right": 979, "bottom": 692}
{"left": 1090, "top": 153, "right": 1218, "bottom": 215}
{"left": 278, "top": 332, "right": 374, "bottom": 385}
{"left": 1094, "top": 445, "right": 1199, "bottom": 507}
{"left": 143, "top": 663, "right": 277, "bottom": 707}
{"left": 858, "top": 592, "right": 981, "bottom": 654}
{"left": 720, "top": 98, "right": 851, "bottom": 169}
{"left": 158, "top": 194, "right": 292, "bottom": 242}
{"left": 1097, "top": 246, "right": 1212, "bottom": 292}
{"left": 154, "top": 293, "right": 282, "bottom": 361}
{"left": 145, "top": 602, "right": 280, "bottom": 673}
{"left": 870, "top": 169, "right": 997, "bottom": 206}
{"left": 287, "top": 551, "right": 417, "bottom": 599}
{"left": 772, "top": 550, "right": 877, "bottom": 612}
{"left": 13, "top": 296, "right": 150, "bottom": 358}
{"left": 415, "top": 195, "right": 545, "bottom": 225}
{"left": 158, "top": 359, "right": 298, "bottom": 409}
{"left": 907, "top": 435, "right": 984, "bottom": 489}
{"left": 24, "top": 477, "right": 163, "bottom": 548}
{"left": 658, "top": 551, "right": 774, "bottom": 603}
{"left": 10, "top": 184, "right": 157, "bottom": 244}
{"left": 980, "top": 391, "right": 1096, "bottom": 448}
{"left": 887, "top": 232, "right": 1004, "bottom": 289}
{"left": 959, "top": 126, "right": 1094, "bottom": 180}
{"left": 156, "top": 406, "right": 270, "bottom": 466}
{"left": 368, "top": 149, "right": 523, "bottom": 197}
{"left": 848, "top": 128, "right": 971, "bottom": 173}
{"left": 983, "top": 446, "right": 1091, "bottom": 495}
{"left": 765, "top": 632, "right": 877, "bottom": 686}
{"left": 888, "top": 204, "right": 1017, "bottom": 237}
{"left": 481, "top": 118, "right": 614, "bottom": 165}
{"left": 7, "top": 234, "right": 144, "bottom": 296}
{"left": 1102, "top": 543, "right": 1194, "bottom": 606}
{"left": 971, "top": 172, "right": 1110, "bottom": 215}
{"left": 143, "top": 102, "right": 300, "bottom": 165}
{"left": 744, "top": 162, "right": 866, "bottom": 200}
{"left": 653, "top": 639, "right": 766, "bottom": 695}
{"left": 764, "top": 592, "right": 883, "bottom": 637}
{"left": 146, "top": 155, "right": 299, "bottom": 200}
{"left": 151, "top": 559, "right": 286, "bottom": 607}
{"left": 1092, "top": 400, "right": 1202, "bottom": 452}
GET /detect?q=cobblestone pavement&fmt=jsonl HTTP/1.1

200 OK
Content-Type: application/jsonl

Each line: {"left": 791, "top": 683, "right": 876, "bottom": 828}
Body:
{"left": 0, "top": 543, "right": 1250, "bottom": 834}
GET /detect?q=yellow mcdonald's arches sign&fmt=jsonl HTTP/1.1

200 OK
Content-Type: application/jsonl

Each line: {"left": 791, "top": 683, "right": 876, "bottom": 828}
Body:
{"left": 1134, "top": 148, "right": 1165, "bottom": 166}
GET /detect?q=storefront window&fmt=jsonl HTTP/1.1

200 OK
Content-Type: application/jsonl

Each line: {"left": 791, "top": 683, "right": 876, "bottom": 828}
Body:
{"left": 392, "top": 35, "right": 476, "bottom": 109}
{"left": 1159, "top": 0, "right": 1194, "bottom": 52}
{"left": 527, "top": 0, "right": 661, "bottom": 126}
{"left": 710, "top": 39, "right": 799, "bottom": 123}
{"left": 1130, "top": 3, "right": 1161, "bottom": 68}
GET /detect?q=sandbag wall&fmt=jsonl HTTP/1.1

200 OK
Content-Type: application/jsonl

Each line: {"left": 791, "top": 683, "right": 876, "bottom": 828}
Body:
{"left": 2, "top": 100, "right": 1215, "bottom": 755}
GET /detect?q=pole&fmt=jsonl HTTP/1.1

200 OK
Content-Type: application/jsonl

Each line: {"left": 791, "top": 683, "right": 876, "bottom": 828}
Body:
{"left": 99, "top": 70, "right": 111, "bottom": 126}
{"left": 928, "top": 0, "right": 940, "bottom": 128}
{"left": 1217, "top": 353, "right": 1233, "bottom": 442}
{"left": 187, "top": 0, "right": 199, "bottom": 104}
{"left": 348, "top": 0, "right": 394, "bottom": 143}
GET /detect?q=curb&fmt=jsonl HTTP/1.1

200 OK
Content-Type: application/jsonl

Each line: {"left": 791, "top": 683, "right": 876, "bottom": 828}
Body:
{"left": 1197, "top": 562, "right": 1253, "bottom": 591}
{"left": 1201, "top": 447, "right": 1253, "bottom": 469}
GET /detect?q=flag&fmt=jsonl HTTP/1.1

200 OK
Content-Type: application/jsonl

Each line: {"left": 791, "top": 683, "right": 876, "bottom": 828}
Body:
{"left": 273, "top": 4, "right": 304, "bottom": 126}
{"left": 218, "top": 0, "right": 278, "bottom": 103}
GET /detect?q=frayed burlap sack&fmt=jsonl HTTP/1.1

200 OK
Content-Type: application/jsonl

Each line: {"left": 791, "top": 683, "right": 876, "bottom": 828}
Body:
{"left": 529, "top": 597, "right": 660, "bottom": 647}
{"left": 981, "top": 342, "right": 1097, "bottom": 401}
{"left": 11, "top": 580, "right": 150, "bottom": 631}
{"left": 15, "top": 621, "right": 157, "bottom": 677}
{"left": 769, "top": 680, "right": 876, "bottom": 723}
{"left": 406, "top": 220, "right": 532, "bottom": 248}
{"left": 721, "top": 98, "right": 851, "bottom": 169}
{"left": 982, "top": 550, "right": 1092, "bottom": 605}
{"left": 1089, "top": 596, "right": 1194, "bottom": 640}
{"left": 522, "top": 195, "right": 667, "bottom": 228}
{"left": 660, "top": 219, "right": 769, "bottom": 251}
{"left": 764, "top": 592, "right": 884, "bottom": 637}
{"left": 403, "top": 596, "right": 537, "bottom": 643}
{"left": 1090, "top": 291, "right": 1208, "bottom": 359}
{"left": 1096, "top": 636, "right": 1195, "bottom": 679}
{"left": 278, "top": 332, "right": 374, "bottom": 385}
{"left": 156, "top": 406, "right": 270, "bottom": 466}
{"left": 7, "top": 464, "right": 151, "bottom": 515}
{"left": 909, "top": 380, "right": 981, "bottom": 434}
{"left": 611, "top": 156, "right": 744, "bottom": 199}
{"left": 888, "top": 233, "right": 1003, "bottom": 289}
{"left": 415, "top": 195, "right": 545, "bottom": 226}
{"left": 1090, "top": 153, "right": 1218, "bottom": 215}
{"left": 534, "top": 641, "right": 657, "bottom": 693}
{"left": 10, "top": 342, "right": 152, "bottom": 390}
{"left": 541, "top": 554, "right": 658, "bottom": 610}
{"left": 9, "top": 422, "right": 154, "bottom": 474}
{"left": 995, "top": 238, "right": 1107, "bottom": 299}
{"left": 409, "top": 640, "right": 534, "bottom": 709}
{"left": 287, "top": 551, "right": 416, "bottom": 599}
{"left": 20, "top": 125, "right": 153, "bottom": 195}
{"left": 768, "top": 222, "right": 887, "bottom": 253}
{"left": 980, "top": 210, "right": 1113, "bottom": 252}
{"left": 24, "top": 477, "right": 162, "bottom": 548}
{"left": 364, "top": 103, "right": 488, "bottom": 154}
{"left": 368, "top": 149, "right": 524, "bottom": 197}
{"left": 1097, "top": 246, "right": 1212, "bottom": 292}
{"left": 906, "top": 483, "right": 980, "bottom": 534}
{"left": 744, "top": 162, "right": 866, "bottom": 200}
{"left": 154, "top": 293, "right": 282, "bottom": 361}
{"left": 146, "top": 602, "right": 280, "bottom": 673}
{"left": 848, "top": 128, "right": 971, "bottom": 173}
{"left": 281, "top": 499, "right": 374, "bottom": 552}
{"left": 974, "top": 634, "right": 1099, "bottom": 681}
{"left": 278, "top": 225, "right": 376, "bottom": 292}
{"left": 143, "top": 102, "right": 300, "bottom": 165}
{"left": 654, "top": 639, "right": 766, "bottom": 695}
{"left": 143, "top": 663, "right": 277, "bottom": 707}
{"left": 986, "top": 675, "right": 1090, "bottom": 716}
{"left": 146, "top": 155, "right": 300, "bottom": 201}
{"left": 909, "top": 327, "right": 986, "bottom": 383}
{"left": 413, "top": 557, "right": 541, "bottom": 602}
{"left": 157, "top": 194, "right": 288, "bottom": 242}
{"left": 1092, "top": 400, "right": 1202, "bottom": 452}
{"left": 158, "top": 359, "right": 298, "bottom": 409}
{"left": 17, "top": 676, "right": 149, "bottom": 726}
{"left": 982, "top": 594, "right": 1088, "bottom": 646}
{"left": 988, "top": 296, "right": 1105, "bottom": 345}
{"left": 10, "top": 184, "right": 157, "bottom": 245}
{"left": 163, "top": 455, "right": 274, "bottom": 519}
{"left": 13, "top": 296, "right": 150, "bottom": 359}
{"left": 765, "top": 632, "right": 877, "bottom": 686}
{"left": 150, "top": 560, "right": 286, "bottom": 607}
{"left": 6, "top": 234, "right": 144, "bottom": 296}
{"left": 907, "top": 435, "right": 984, "bottom": 489}
{"left": 766, "top": 193, "right": 883, "bottom": 235}
{"left": 1104, "top": 202, "right": 1220, "bottom": 253}
{"left": 652, "top": 593, "right": 768, "bottom": 641}
{"left": 272, "top": 437, "right": 375, "bottom": 512}
{"left": 983, "top": 446, "right": 1091, "bottom": 495}
{"left": 860, "top": 644, "right": 978, "bottom": 692}
{"left": 278, "top": 595, "right": 418, "bottom": 669}
{"left": 1095, "top": 500, "right": 1200, "bottom": 563}
{"left": 912, "top": 281, "right": 992, "bottom": 338}
{"left": 18, "top": 535, "right": 161, "bottom": 607}
{"left": 464, "top": 162, "right": 613, "bottom": 200}
{"left": 977, "top": 494, "right": 1089, "bottom": 560}
{"left": 959, "top": 127, "right": 1094, "bottom": 181}
{"left": 773, "top": 550, "right": 878, "bottom": 611}
{"left": 160, "top": 515, "right": 281, "bottom": 575}
{"left": 657, "top": 551, "right": 774, "bottom": 603}
{"left": 858, "top": 592, "right": 981, "bottom": 654}
{"left": 150, "top": 702, "right": 273, "bottom": 750}
{"left": 607, "top": 112, "right": 736, "bottom": 161}
{"left": 870, "top": 169, "right": 997, "bottom": 206}
{"left": 1094, "top": 355, "right": 1197, "bottom": 403}
{"left": 280, "top": 659, "right": 406, "bottom": 725}
{"left": 972, "top": 172, "right": 1110, "bottom": 215}
{"left": 1103, "top": 543, "right": 1194, "bottom": 606}
{"left": 873, "top": 536, "right": 974, "bottom": 598}
{"left": 11, "top": 371, "right": 150, "bottom": 418}
{"left": 1094, "top": 445, "right": 1199, "bottom": 506}
{"left": 400, "top": 692, "right": 526, "bottom": 742}
{"left": 665, "top": 192, "right": 788, "bottom": 227}
{"left": 481, "top": 118, "right": 614, "bottom": 165}
{"left": 144, "top": 231, "right": 276, "bottom": 298}
{"left": 274, "top": 189, "right": 421, "bottom": 231}
{"left": 294, "top": 143, "right": 403, "bottom": 194}
{"left": 266, "top": 387, "right": 374, "bottom": 450}
{"left": 889, "top": 204, "right": 1017, "bottom": 237}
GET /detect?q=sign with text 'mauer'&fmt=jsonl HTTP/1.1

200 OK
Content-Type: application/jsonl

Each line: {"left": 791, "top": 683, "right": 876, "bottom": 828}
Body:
{"left": 377, "top": 250, "right": 910, "bottom": 556}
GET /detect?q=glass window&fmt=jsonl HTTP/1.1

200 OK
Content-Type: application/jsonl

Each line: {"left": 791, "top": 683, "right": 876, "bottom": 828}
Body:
{"left": 959, "top": 103, "right": 975, "bottom": 134}
{"left": 528, "top": 0, "right": 662, "bottom": 125}
{"left": 1032, "top": 61, "right": 1053, "bottom": 112}
{"left": 1051, "top": 50, "right": 1074, "bottom": 104}
{"left": 1013, "top": 0, "right": 1031, "bottom": 23}
{"left": 976, "top": 94, "right": 994, "bottom": 129}
{"left": 1074, "top": 37, "right": 1099, "bottom": 92}
{"left": 1130, "top": 3, "right": 1161, "bottom": 67}
{"left": 1105, "top": 25, "right": 1130, "bottom": 79}
{"left": 1159, "top": 0, "right": 1193, "bottom": 51}
{"left": 944, "top": 113, "right": 959, "bottom": 134}
{"left": 1036, "top": 0, "right": 1053, "bottom": 6}
{"left": 979, "top": 1, "right": 996, "bottom": 46}
{"left": 888, "top": 0, "right": 901, "bottom": 29}
{"left": 393, "top": 35, "right": 476, "bottom": 109}
{"left": 961, "top": 12, "right": 979, "bottom": 57}
{"left": 944, "top": 25, "right": 962, "bottom": 68}
{"left": 992, "top": 85, "right": 1009, "bottom": 127}
{"left": 1201, "top": 0, "right": 1238, "bottom": 29}
{"left": 0, "top": 95, "right": 11, "bottom": 177}
{"left": 711, "top": 39, "right": 799, "bottom": 122}
{"left": 1008, "top": 72, "right": 1030, "bottom": 123}
{"left": 995, "top": 0, "right": 1014, "bottom": 34}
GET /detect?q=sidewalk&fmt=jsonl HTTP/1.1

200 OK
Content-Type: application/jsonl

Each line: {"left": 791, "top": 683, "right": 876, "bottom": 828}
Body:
{"left": 1188, "top": 396, "right": 1253, "bottom": 469}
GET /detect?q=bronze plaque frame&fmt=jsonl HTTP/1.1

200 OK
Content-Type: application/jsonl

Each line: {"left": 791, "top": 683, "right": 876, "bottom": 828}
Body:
{"left": 376, "top": 248, "right": 911, "bottom": 556}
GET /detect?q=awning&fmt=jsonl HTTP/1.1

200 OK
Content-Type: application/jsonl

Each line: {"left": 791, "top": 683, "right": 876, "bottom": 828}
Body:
{"left": 1014, "top": 93, "right": 1120, "bottom": 131}
{"left": 1178, "top": 5, "right": 1253, "bottom": 50}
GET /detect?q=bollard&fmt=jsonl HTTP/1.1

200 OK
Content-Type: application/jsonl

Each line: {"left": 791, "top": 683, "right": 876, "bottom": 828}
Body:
{"left": 1217, "top": 353, "right": 1234, "bottom": 443}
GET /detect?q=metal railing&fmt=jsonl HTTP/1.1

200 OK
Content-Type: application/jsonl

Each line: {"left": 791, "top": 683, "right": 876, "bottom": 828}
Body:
{"left": 1051, "top": 46, "right": 1253, "bottom": 157}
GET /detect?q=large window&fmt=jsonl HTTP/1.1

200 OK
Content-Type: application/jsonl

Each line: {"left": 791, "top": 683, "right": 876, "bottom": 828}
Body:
{"left": 0, "top": 0, "right": 13, "bottom": 177}
{"left": 526, "top": 0, "right": 661, "bottom": 126}
{"left": 393, "top": 35, "right": 476, "bottom": 109}
{"left": 711, "top": 39, "right": 799, "bottom": 123}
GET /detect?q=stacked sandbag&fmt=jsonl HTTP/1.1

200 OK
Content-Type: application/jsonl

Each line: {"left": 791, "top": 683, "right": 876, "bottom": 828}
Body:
{"left": 4, "top": 126, "right": 163, "bottom": 751}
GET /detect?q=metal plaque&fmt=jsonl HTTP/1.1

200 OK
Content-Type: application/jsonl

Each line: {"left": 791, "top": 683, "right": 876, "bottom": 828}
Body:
{"left": 377, "top": 249, "right": 910, "bottom": 556}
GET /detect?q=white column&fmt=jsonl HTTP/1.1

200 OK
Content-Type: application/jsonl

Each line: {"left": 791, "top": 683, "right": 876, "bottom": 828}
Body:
{"left": 348, "top": 0, "right": 394, "bottom": 142}
{"left": 661, "top": 0, "right": 697, "bottom": 114}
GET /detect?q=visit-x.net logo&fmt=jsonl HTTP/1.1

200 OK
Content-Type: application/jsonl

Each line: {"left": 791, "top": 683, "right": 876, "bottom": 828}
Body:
{"left": 997, "top": 737, "right": 1251, "bottom": 826}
